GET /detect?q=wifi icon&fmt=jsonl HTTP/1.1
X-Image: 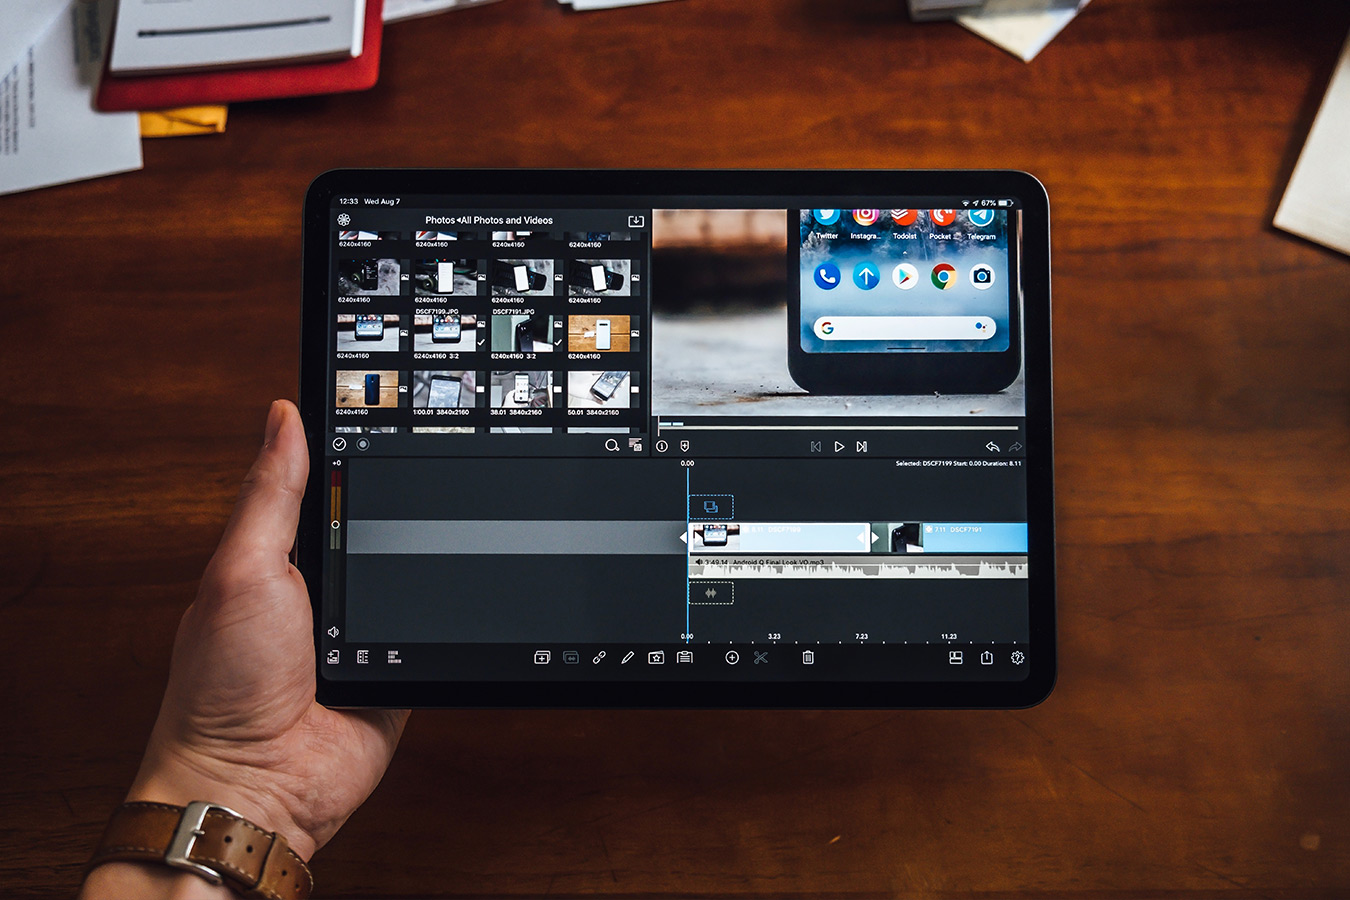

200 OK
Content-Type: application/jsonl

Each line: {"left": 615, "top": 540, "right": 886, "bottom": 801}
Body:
{"left": 962, "top": 200, "right": 970, "bottom": 207}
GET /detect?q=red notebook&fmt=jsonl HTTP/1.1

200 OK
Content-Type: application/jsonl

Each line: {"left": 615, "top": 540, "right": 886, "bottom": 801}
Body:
{"left": 96, "top": 0, "right": 384, "bottom": 112}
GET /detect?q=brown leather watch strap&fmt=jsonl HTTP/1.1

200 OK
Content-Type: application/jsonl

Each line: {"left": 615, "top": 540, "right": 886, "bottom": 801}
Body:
{"left": 87, "top": 801, "right": 313, "bottom": 900}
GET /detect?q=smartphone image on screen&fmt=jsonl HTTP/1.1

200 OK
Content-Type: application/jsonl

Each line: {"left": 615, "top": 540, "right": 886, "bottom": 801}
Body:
{"left": 590, "top": 370, "right": 625, "bottom": 402}
{"left": 515, "top": 319, "right": 535, "bottom": 353}
{"left": 427, "top": 374, "right": 462, "bottom": 408}
{"left": 596, "top": 318, "right": 611, "bottom": 351}
{"left": 364, "top": 373, "right": 380, "bottom": 406}
{"left": 436, "top": 262, "right": 457, "bottom": 294}
{"left": 514, "top": 373, "right": 530, "bottom": 404}
{"left": 512, "top": 265, "right": 530, "bottom": 293}
{"left": 590, "top": 264, "right": 607, "bottom": 292}
{"left": 702, "top": 524, "right": 729, "bottom": 547}
{"left": 354, "top": 314, "right": 384, "bottom": 341}
{"left": 432, "top": 314, "right": 461, "bottom": 342}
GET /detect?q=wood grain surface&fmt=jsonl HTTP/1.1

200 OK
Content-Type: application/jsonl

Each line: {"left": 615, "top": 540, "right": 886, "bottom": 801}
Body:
{"left": 2, "top": 1, "right": 1349, "bottom": 896}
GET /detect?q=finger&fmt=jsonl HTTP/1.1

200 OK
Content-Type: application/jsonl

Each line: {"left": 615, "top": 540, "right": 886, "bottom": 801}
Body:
{"left": 213, "top": 400, "right": 309, "bottom": 579}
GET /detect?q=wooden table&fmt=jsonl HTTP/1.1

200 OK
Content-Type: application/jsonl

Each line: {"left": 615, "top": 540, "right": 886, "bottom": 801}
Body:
{"left": 3, "top": 1, "right": 1348, "bottom": 896}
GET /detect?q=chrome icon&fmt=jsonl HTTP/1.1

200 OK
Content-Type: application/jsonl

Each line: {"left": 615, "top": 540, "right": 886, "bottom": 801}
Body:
{"left": 892, "top": 262, "right": 919, "bottom": 290}
{"left": 931, "top": 263, "right": 957, "bottom": 290}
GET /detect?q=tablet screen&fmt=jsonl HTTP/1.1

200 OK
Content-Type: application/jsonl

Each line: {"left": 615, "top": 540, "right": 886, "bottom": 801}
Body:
{"left": 302, "top": 171, "right": 1055, "bottom": 708}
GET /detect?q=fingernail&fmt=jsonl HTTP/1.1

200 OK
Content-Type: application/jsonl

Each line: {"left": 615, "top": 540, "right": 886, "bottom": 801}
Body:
{"left": 264, "top": 401, "right": 283, "bottom": 446}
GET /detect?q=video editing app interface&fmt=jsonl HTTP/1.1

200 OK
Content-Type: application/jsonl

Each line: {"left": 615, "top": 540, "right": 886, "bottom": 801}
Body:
{"left": 323, "top": 199, "right": 1032, "bottom": 682}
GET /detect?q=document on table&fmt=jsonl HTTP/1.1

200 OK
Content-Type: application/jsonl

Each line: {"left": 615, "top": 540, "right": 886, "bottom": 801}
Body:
{"left": 0, "top": 0, "right": 143, "bottom": 196}
{"left": 0, "top": 0, "right": 67, "bottom": 83}
{"left": 1274, "top": 32, "right": 1350, "bottom": 258}
{"left": 958, "top": 0, "right": 1090, "bottom": 62}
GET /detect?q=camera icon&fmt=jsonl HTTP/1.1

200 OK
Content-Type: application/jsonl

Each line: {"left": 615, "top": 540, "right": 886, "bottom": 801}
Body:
{"left": 969, "top": 264, "right": 995, "bottom": 290}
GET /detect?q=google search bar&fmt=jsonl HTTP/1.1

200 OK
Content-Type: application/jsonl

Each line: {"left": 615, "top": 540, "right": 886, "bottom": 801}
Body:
{"left": 813, "top": 316, "right": 996, "bottom": 341}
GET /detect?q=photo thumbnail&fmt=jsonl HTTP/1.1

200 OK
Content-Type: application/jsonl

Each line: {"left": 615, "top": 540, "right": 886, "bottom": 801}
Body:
{"left": 492, "top": 313, "right": 554, "bottom": 353}
{"left": 885, "top": 522, "right": 925, "bottom": 554}
{"left": 565, "top": 230, "right": 633, "bottom": 242}
{"left": 337, "top": 259, "right": 404, "bottom": 296}
{"left": 335, "top": 370, "right": 402, "bottom": 408}
{"left": 568, "top": 371, "right": 631, "bottom": 409}
{"left": 490, "top": 370, "right": 553, "bottom": 409}
{"left": 412, "top": 370, "right": 477, "bottom": 409}
{"left": 568, "top": 315, "right": 630, "bottom": 352}
{"left": 567, "top": 259, "right": 631, "bottom": 296}
{"left": 491, "top": 259, "right": 554, "bottom": 296}
{"left": 339, "top": 231, "right": 400, "bottom": 241}
{"left": 413, "top": 259, "right": 479, "bottom": 296}
{"left": 691, "top": 523, "right": 740, "bottom": 551}
{"left": 413, "top": 313, "right": 478, "bottom": 352}
{"left": 336, "top": 314, "right": 404, "bottom": 352}
{"left": 334, "top": 426, "right": 402, "bottom": 433}
{"left": 415, "top": 230, "right": 474, "bottom": 241}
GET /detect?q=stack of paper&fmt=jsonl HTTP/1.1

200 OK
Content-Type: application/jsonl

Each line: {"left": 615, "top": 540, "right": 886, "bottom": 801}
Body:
{"left": 558, "top": 0, "right": 681, "bottom": 10}
{"left": 109, "top": 0, "right": 368, "bottom": 75}
{"left": 1274, "top": 32, "right": 1350, "bottom": 258}
{"left": 0, "top": 0, "right": 142, "bottom": 196}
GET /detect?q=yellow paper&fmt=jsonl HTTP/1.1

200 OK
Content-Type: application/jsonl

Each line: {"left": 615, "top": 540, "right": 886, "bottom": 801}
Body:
{"left": 139, "top": 105, "right": 228, "bottom": 138}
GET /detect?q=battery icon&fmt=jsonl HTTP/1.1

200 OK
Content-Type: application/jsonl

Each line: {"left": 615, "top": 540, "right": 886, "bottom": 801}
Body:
{"left": 997, "top": 199, "right": 1012, "bottom": 207}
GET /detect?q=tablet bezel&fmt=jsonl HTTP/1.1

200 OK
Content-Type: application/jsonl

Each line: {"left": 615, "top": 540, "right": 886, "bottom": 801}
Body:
{"left": 299, "top": 169, "right": 1055, "bottom": 709}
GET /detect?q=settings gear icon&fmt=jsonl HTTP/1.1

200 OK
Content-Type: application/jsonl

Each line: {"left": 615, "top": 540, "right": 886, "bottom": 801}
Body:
{"left": 337, "top": 213, "right": 351, "bottom": 226}
{"left": 1010, "top": 650, "right": 1026, "bottom": 665}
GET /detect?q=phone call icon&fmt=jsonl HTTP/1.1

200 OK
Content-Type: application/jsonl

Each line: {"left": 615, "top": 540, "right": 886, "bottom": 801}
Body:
{"left": 813, "top": 262, "right": 841, "bottom": 290}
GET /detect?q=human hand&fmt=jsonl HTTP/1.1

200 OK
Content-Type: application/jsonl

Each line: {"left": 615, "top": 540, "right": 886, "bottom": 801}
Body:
{"left": 83, "top": 401, "right": 406, "bottom": 896}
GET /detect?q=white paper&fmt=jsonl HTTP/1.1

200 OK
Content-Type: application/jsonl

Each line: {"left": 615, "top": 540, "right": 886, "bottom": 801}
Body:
{"left": 384, "top": 0, "right": 502, "bottom": 22}
{"left": 109, "top": 0, "right": 366, "bottom": 74}
{"left": 0, "top": 0, "right": 142, "bottom": 197}
{"left": 0, "top": 0, "right": 67, "bottom": 76}
{"left": 1274, "top": 32, "right": 1350, "bottom": 258}
{"left": 958, "top": 0, "right": 1089, "bottom": 63}
{"left": 561, "top": 0, "right": 680, "bottom": 10}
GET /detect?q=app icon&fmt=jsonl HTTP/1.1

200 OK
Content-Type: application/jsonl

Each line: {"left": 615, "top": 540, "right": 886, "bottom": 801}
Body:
{"left": 930, "top": 209, "right": 956, "bottom": 227}
{"left": 813, "top": 262, "right": 841, "bottom": 290}
{"left": 931, "top": 263, "right": 957, "bottom": 290}
{"left": 852, "top": 209, "right": 879, "bottom": 226}
{"left": 819, "top": 320, "right": 835, "bottom": 335}
{"left": 852, "top": 261, "right": 881, "bottom": 290}
{"left": 890, "top": 209, "right": 918, "bottom": 226}
{"left": 892, "top": 262, "right": 919, "bottom": 290}
{"left": 969, "top": 264, "right": 995, "bottom": 289}
{"left": 813, "top": 209, "right": 840, "bottom": 225}
{"left": 968, "top": 208, "right": 995, "bottom": 227}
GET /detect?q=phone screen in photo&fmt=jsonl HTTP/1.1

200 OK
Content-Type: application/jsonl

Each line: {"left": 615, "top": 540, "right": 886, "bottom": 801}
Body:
{"left": 798, "top": 208, "right": 1013, "bottom": 354}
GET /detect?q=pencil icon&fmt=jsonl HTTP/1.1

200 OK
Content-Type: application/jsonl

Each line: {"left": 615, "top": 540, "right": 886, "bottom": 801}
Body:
{"left": 620, "top": 651, "right": 635, "bottom": 665}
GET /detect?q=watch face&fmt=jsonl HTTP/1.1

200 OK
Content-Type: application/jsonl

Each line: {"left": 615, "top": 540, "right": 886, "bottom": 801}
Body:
{"left": 304, "top": 169, "right": 1054, "bottom": 709}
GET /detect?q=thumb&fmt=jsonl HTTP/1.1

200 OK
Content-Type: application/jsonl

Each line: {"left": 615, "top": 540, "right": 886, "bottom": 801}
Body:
{"left": 212, "top": 400, "right": 310, "bottom": 579}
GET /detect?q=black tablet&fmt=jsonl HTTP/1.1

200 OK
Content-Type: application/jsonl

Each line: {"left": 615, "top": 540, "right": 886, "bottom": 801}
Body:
{"left": 300, "top": 169, "right": 1055, "bottom": 708}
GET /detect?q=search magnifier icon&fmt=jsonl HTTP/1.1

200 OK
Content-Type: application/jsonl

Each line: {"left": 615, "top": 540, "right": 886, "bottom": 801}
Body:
{"left": 604, "top": 439, "right": 620, "bottom": 451}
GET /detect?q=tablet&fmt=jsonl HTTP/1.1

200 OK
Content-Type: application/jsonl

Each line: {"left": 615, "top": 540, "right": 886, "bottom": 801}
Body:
{"left": 300, "top": 170, "right": 1055, "bottom": 708}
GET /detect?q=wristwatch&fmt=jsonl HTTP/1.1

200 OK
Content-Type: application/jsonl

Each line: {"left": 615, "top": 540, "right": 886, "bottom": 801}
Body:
{"left": 87, "top": 801, "right": 313, "bottom": 899}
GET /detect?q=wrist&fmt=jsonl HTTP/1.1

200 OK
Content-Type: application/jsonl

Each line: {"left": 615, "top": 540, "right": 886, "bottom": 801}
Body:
{"left": 128, "top": 743, "right": 318, "bottom": 862}
{"left": 80, "top": 861, "right": 234, "bottom": 900}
